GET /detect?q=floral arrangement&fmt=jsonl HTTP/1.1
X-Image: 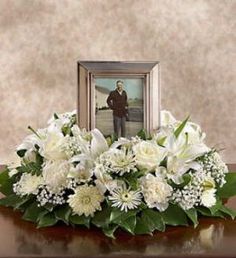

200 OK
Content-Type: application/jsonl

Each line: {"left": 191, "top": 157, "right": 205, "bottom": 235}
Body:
{"left": 0, "top": 110, "right": 236, "bottom": 238}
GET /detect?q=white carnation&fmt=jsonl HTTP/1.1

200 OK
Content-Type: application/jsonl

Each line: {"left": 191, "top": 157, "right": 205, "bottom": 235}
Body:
{"left": 139, "top": 174, "right": 173, "bottom": 211}
{"left": 42, "top": 160, "right": 70, "bottom": 193}
{"left": 201, "top": 189, "right": 216, "bottom": 207}
{"left": 133, "top": 141, "right": 166, "bottom": 172}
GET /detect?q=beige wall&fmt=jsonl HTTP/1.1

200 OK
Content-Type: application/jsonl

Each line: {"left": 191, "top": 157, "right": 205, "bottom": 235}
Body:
{"left": 0, "top": 0, "right": 235, "bottom": 164}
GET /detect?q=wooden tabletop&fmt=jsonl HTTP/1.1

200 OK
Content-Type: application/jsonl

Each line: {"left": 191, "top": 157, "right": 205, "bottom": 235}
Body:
{"left": 0, "top": 164, "right": 236, "bottom": 258}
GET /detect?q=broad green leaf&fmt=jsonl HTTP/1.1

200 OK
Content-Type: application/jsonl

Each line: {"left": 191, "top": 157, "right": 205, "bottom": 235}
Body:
{"left": 219, "top": 205, "right": 236, "bottom": 219}
{"left": 174, "top": 116, "right": 189, "bottom": 139}
{"left": 0, "top": 194, "right": 24, "bottom": 208}
{"left": 184, "top": 208, "right": 198, "bottom": 228}
{"left": 217, "top": 172, "right": 236, "bottom": 198}
{"left": 142, "top": 209, "right": 165, "bottom": 232}
{"left": 102, "top": 225, "right": 118, "bottom": 239}
{"left": 197, "top": 206, "right": 225, "bottom": 218}
{"left": 160, "top": 204, "right": 188, "bottom": 226}
{"left": 157, "top": 136, "right": 167, "bottom": 146}
{"left": 0, "top": 168, "right": 15, "bottom": 195}
{"left": 37, "top": 212, "right": 58, "bottom": 228}
{"left": 70, "top": 214, "right": 90, "bottom": 228}
{"left": 92, "top": 205, "right": 112, "bottom": 228}
{"left": 110, "top": 208, "right": 137, "bottom": 223}
{"left": 135, "top": 216, "right": 153, "bottom": 235}
{"left": 22, "top": 202, "right": 47, "bottom": 222}
{"left": 137, "top": 129, "right": 148, "bottom": 140}
{"left": 55, "top": 205, "right": 72, "bottom": 225}
{"left": 120, "top": 215, "right": 136, "bottom": 235}
{"left": 208, "top": 199, "right": 222, "bottom": 215}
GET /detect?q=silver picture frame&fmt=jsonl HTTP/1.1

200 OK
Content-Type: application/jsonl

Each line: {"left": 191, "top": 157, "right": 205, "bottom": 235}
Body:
{"left": 77, "top": 61, "right": 161, "bottom": 135}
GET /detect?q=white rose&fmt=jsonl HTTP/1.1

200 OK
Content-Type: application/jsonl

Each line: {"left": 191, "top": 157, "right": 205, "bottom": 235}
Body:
{"left": 139, "top": 174, "right": 173, "bottom": 211}
{"left": 42, "top": 160, "right": 70, "bottom": 193}
{"left": 133, "top": 141, "right": 166, "bottom": 171}
{"left": 40, "top": 132, "right": 67, "bottom": 160}
{"left": 201, "top": 189, "right": 216, "bottom": 207}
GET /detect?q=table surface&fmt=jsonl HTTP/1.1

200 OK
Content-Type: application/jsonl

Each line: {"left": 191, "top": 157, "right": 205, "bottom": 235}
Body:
{"left": 0, "top": 164, "right": 236, "bottom": 258}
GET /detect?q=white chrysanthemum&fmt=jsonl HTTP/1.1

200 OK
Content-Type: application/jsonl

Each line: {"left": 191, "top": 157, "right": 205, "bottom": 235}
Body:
{"left": 108, "top": 185, "right": 142, "bottom": 212}
{"left": 42, "top": 160, "right": 70, "bottom": 193}
{"left": 13, "top": 173, "right": 43, "bottom": 196}
{"left": 201, "top": 189, "right": 216, "bottom": 207}
{"left": 133, "top": 141, "right": 166, "bottom": 172}
{"left": 98, "top": 148, "right": 136, "bottom": 176}
{"left": 139, "top": 174, "right": 172, "bottom": 211}
{"left": 68, "top": 185, "right": 104, "bottom": 217}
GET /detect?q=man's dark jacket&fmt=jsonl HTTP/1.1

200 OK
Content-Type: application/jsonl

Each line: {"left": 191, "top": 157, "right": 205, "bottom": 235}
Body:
{"left": 107, "top": 90, "right": 128, "bottom": 117}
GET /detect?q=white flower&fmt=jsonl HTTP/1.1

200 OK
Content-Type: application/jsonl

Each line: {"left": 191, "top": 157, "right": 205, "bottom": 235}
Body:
{"left": 139, "top": 174, "right": 173, "bottom": 211}
{"left": 161, "top": 110, "right": 177, "bottom": 127}
{"left": 40, "top": 132, "right": 68, "bottom": 160}
{"left": 108, "top": 185, "right": 142, "bottom": 212}
{"left": 97, "top": 148, "right": 137, "bottom": 176}
{"left": 42, "top": 160, "right": 70, "bottom": 193}
{"left": 67, "top": 164, "right": 93, "bottom": 183}
{"left": 93, "top": 164, "right": 121, "bottom": 194}
{"left": 201, "top": 189, "right": 216, "bottom": 207}
{"left": 133, "top": 141, "right": 166, "bottom": 172}
{"left": 68, "top": 184, "right": 104, "bottom": 217}
{"left": 13, "top": 173, "right": 43, "bottom": 196}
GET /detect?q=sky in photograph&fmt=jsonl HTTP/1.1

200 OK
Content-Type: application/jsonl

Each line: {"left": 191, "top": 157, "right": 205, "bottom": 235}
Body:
{"left": 95, "top": 78, "right": 143, "bottom": 99}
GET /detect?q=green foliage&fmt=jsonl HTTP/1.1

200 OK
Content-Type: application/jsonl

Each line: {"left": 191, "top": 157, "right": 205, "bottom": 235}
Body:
{"left": 137, "top": 129, "right": 148, "bottom": 140}
{"left": 169, "top": 174, "right": 191, "bottom": 189}
{"left": 217, "top": 172, "right": 236, "bottom": 198}
{"left": 174, "top": 116, "right": 189, "bottom": 139}
{"left": 0, "top": 168, "right": 15, "bottom": 195}
{"left": 70, "top": 214, "right": 90, "bottom": 228}
{"left": 22, "top": 202, "right": 48, "bottom": 222}
{"left": 160, "top": 204, "right": 189, "bottom": 226}
{"left": 37, "top": 212, "right": 58, "bottom": 228}
{"left": 184, "top": 208, "right": 198, "bottom": 228}
{"left": 55, "top": 205, "right": 72, "bottom": 225}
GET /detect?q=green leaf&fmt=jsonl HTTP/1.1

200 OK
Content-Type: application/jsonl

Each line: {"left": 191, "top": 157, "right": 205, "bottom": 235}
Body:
{"left": 22, "top": 202, "right": 47, "bottom": 222}
{"left": 70, "top": 214, "right": 90, "bottom": 228}
{"left": 219, "top": 205, "right": 236, "bottom": 219}
{"left": 184, "top": 208, "right": 198, "bottom": 228}
{"left": 174, "top": 116, "right": 189, "bottom": 139}
{"left": 197, "top": 206, "right": 225, "bottom": 218}
{"left": 120, "top": 215, "right": 136, "bottom": 235}
{"left": 137, "top": 129, "right": 148, "bottom": 140}
{"left": 92, "top": 205, "right": 112, "bottom": 228}
{"left": 217, "top": 172, "right": 236, "bottom": 198}
{"left": 135, "top": 216, "right": 153, "bottom": 235}
{"left": 208, "top": 199, "right": 222, "bottom": 215}
{"left": 142, "top": 209, "right": 165, "bottom": 232}
{"left": 160, "top": 204, "right": 188, "bottom": 226}
{"left": 157, "top": 136, "right": 167, "bottom": 146}
{"left": 0, "top": 168, "right": 15, "bottom": 195}
{"left": 102, "top": 225, "right": 118, "bottom": 239}
{"left": 54, "top": 205, "right": 72, "bottom": 225}
{"left": 110, "top": 208, "right": 138, "bottom": 224}
{"left": 0, "top": 194, "right": 24, "bottom": 208}
{"left": 16, "top": 149, "right": 27, "bottom": 158}
{"left": 37, "top": 212, "right": 58, "bottom": 228}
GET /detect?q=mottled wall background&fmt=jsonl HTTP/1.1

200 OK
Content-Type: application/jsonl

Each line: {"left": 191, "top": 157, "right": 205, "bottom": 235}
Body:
{"left": 0, "top": 0, "right": 235, "bottom": 164}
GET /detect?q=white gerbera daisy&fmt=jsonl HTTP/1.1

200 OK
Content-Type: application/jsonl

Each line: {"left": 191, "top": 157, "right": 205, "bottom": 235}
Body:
{"left": 68, "top": 185, "right": 104, "bottom": 217}
{"left": 108, "top": 185, "right": 142, "bottom": 212}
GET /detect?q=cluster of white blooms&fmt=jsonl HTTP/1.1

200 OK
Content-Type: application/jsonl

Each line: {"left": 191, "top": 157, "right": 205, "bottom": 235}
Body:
{"left": 197, "top": 151, "right": 228, "bottom": 187}
{"left": 9, "top": 109, "right": 229, "bottom": 218}
{"left": 172, "top": 169, "right": 217, "bottom": 210}
{"left": 36, "top": 185, "right": 67, "bottom": 206}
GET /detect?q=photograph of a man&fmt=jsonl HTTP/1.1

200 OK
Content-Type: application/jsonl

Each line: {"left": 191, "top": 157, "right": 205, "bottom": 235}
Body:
{"left": 106, "top": 80, "right": 128, "bottom": 137}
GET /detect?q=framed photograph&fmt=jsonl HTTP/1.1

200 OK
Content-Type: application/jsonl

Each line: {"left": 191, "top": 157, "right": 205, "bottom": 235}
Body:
{"left": 77, "top": 61, "right": 160, "bottom": 138}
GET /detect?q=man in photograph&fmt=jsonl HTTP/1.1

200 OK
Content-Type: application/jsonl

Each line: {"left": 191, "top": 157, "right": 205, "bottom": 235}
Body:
{"left": 107, "top": 80, "right": 128, "bottom": 137}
